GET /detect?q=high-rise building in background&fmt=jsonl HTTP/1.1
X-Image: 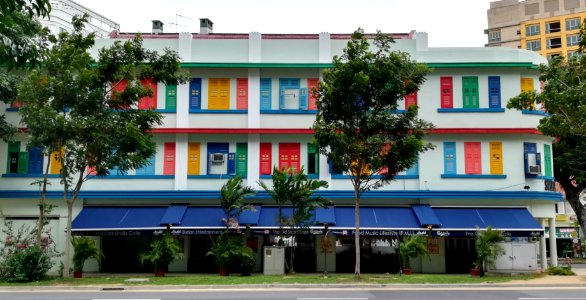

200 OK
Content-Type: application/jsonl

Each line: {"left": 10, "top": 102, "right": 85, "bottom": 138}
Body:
{"left": 486, "top": 0, "right": 586, "bottom": 60}
{"left": 40, "top": 0, "right": 119, "bottom": 38}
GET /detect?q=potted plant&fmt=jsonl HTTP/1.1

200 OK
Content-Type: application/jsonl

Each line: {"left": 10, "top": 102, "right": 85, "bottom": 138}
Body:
{"left": 139, "top": 234, "right": 182, "bottom": 277}
{"left": 239, "top": 246, "right": 256, "bottom": 276}
{"left": 206, "top": 232, "right": 242, "bottom": 276}
{"left": 398, "top": 235, "right": 430, "bottom": 275}
{"left": 472, "top": 226, "right": 504, "bottom": 277}
{"left": 71, "top": 236, "right": 103, "bottom": 278}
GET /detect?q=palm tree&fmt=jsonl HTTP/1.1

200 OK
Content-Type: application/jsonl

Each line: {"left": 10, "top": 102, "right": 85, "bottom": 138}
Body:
{"left": 220, "top": 175, "right": 256, "bottom": 229}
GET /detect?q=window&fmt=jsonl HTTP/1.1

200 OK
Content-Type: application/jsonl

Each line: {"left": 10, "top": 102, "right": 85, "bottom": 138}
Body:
{"left": 567, "top": 35, "right": 580, "bottom": 46}
{"left": 307, "top": 78, "right": 319, "bottom": 110}
{"left": 523, "top": 142, "right": 541, "bottom": 176}
{"left": 568, "top": 51, "right": 582, "bottom": 60}
{"left": 440, "top": 77, "right": 453, "bottom": 108}
{"left": 489, "top": 142, "right": 503, "bottom": 175}
{"left": 488, "top": 76, "right": 501, "bottom": 108}
{"left": 521, "top": 78, "right": 534, "bottom": 93}
{"left": 208, "top": 78, "right": 230, "bottom": 110}
{"left": 27, "top": 147, "right": 43, "bottom": 175}
{"left": 547, "top": 37, "right": 562, "bottom": 49}
{"left": 566, "top": 18, "right": 580, "bottom": 31}
{"left": 236, "top": 79, "right": 248, "bottom": 110}
{"left": 405, "top": 91, "right": 417, "bottom": 109}
{"left": 50, "top": 149, "right": 62, "bottom": 175}
{"left": 135, "top": 155, "right": 155, "bottom": 175}
{"left": 138, "top": 78, "right": 157, "bottom": 109}
{"left": 544, "top": 144, "right": 552, "bottom": 177}
{"left": 405, "top": 160, "right": 419, "bottom": 176}
{"left": 236, "top": 143, "right": 247, "bottom": 177}
{"left": 6, "top": 142, "right": 28, "bottom": 175}
{"left": 278, "top": 143, "right": 300, "bottom": 173}
{"left": 187, "top": 142, "right": 200, "bottom": 175}
{"left": 307, "top": 143, "right": 319, "bottom": 175}
{"left": 189, "top": 78, "right": 202, "bottom": 110}
{"left": 525, "top": 24, "right": 540, "bottom": 36}
{"left": 207, "top": 143, "right": 229, "bottom": 175}
{"left": 488, "top": 30, "right": 501, "bottom": 42}
{"left": 443, "top": 142, "right": 456, "bottom": 175}
{"left": 259, "top": 143, "right": 272, "bottom": 175}
{"left": 165, "top": 85, "right": 176, "bottom": 110}
{"left": 163, "top": 143, "right": 176, "bottom": 175}
{"left": 279, "top": 79, "right": 307, "bottom": 110}
{"left": 462, "top": 76, "right": 479, "bottom": 109}
{"left": 260, "top": 78, "right": 272, "bottom": 110}
{"left": 464, "top": 142, "right": 481, "bottom": 174}
{"left": 526, "top": 40, "right": 541, "bottom": 51}
{"left": 545, "top": 21, "right": 561, "bottom": 33}
{"left": 547, "top": 53, "right": 562, "bottom": 61}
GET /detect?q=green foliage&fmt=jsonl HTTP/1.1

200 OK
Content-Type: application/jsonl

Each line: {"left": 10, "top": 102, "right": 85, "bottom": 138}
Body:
{"left": 139, "top": 235, "right": 182, "bottom": 271}
{"left": 206, "top": 232, "right": 243, "bottom": 269}
{"left": 239, "top": 246, "right": 256, "bottom": 273}
{"left": 398, "top": 235, "right": 430, "bottom": 269}
{"left": 71, "top": 237, "right": 102, "bottom": 273}
{"left": 220, "top": 175, "right": 256, "bottom": 228}
{"left": 1, "top": 245, "right": 52, "bottom": 282}
{"left": 474, "top": 227, "right": 504, "bottom": 273}
{"left": 546, "top": 266, "right": 575, "bottom": 275}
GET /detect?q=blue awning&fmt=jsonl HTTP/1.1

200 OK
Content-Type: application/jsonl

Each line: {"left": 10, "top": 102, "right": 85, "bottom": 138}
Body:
{"left": 238, "top": 206, "right": 261, "bottom": 225}
{"left": 159, "top": 205, "right": 188, "bottom": 226}
{"left": 315, "top": 207, "right": 336, "bottom": 225}
{"left": 412, "top": 205, "right": 441, "bottom": 227}
{"left": 332, "top": 206, "right": 421, "bottom": 230}
{"left": 178, "top": 207, "right": 225, "bottom": 228}
{"left": 72, "top": 206, "right": 167, "bottom": 232}
{"left": 433, "top": 207, "right": 542, "bottom": 231}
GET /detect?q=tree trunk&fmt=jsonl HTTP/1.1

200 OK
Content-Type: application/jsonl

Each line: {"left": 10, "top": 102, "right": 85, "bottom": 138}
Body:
{"left": 354, "top": 180, "right": 361, "bottom": 279}
{"left": 565, "top": 188, "right": 586, "bottom": 236}
{"left": 36, "top": 157, "right": 51, "bottom": 245}
{"left": 63, "top": 194, "right": 72, "bottom": 277}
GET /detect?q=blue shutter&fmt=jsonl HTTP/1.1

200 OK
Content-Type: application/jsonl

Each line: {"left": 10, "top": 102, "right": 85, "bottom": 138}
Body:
{"left": 227, "top": 152, "right": 236, "bottom": 175}
{"left": 488, "top": 76, "right": 501, "bottom": 108}
{"left": 27, "top": 147, "right": 43, "bottom": 175}
{"left": 299, "top": 88, "right": 308, "bottom": 110}
{"left": 189, "top": 78, "right": 202, "bottom": 110}
{"left": 279, "top": 87, "right": 285, "bottom": 109}
{"left": 536, "top": 152, "right": 541, "bottom": 169}
{"left": 444, "top": 142, "right": 456, "bottom": 174}
{"left": 406, "top": 160, "right": 419, "bottom": 176}
{"left": 136, "top": 155, "right": 155, "bottom": 175}
{"left": 260, "top": 78, "right": 272, "bottom": 110}
{"left": 524, "top": 142, "right": 537, "bottom": 174}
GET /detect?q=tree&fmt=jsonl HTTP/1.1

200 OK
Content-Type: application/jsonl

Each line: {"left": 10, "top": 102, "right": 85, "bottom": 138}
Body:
{"left": 17, "top": 15, "right": 187, "bottom": 277}
{"left": 507, "top": 23, "right": 586, "bottom": 237}
{"left": 219, "top": 175, "right": 256, "bottom": 229}
{"left": 312, "top": 29, "right": 434, "bottom": 278}
{"left": 259, "top": 167, "right": 330, "bottom": 273}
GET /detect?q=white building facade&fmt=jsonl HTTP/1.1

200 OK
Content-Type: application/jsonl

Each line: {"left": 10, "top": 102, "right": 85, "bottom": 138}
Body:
{"left": 0, "top": 26, "right": 561, "bottom": 274}
{"left": 40, "top": 0, "right": 119, "bottom": 38}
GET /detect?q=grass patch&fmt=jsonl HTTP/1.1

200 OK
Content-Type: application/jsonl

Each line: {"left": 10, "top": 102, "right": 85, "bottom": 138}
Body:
{"left": 0, "top": 273, "right": 543, "bottom": 286}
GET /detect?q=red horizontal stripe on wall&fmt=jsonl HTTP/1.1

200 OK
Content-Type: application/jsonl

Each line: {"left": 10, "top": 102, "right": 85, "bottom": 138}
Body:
{"left": 151, "top": 128, "right": 542, "bottom": 135}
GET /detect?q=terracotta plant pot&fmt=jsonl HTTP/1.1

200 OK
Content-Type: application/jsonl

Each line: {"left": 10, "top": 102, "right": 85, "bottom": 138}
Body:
{"left": 219, "top": 266, "right": 229, "bottom": 276}
{"left": 470, "top": 268, "right": 481, "bottom": 277}
{"left": 402, "top": 268, "right": 413, "bottom": 275}
{"left": 72, "top": 271, "right": 83, "bottom": 278}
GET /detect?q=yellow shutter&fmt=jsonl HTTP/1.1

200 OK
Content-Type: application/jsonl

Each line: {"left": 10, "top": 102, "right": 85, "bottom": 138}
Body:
{"left": 489, "top": 142, "right": 503, "bottom": 175}
{"left": 187, "top": 142, "right": 200, "bottom": 175}
{"left": 50, "top": 149, "right": 63, "bottom": 175}
{"left": 208, "top": 78, "right": 230, "bottom": 110}
{"left": 219, "top": 79, "right": 230, "bottom": 109}
{"left": 520, "top": 78, "right": 534, "bottom": 93}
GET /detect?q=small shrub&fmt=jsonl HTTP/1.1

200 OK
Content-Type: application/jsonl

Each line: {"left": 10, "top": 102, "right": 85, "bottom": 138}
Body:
{"left": 546, "top": 266, "right": 575, "bottom": 276}
{"left": 3, "top": 245, "right": 52, "bottom": 282}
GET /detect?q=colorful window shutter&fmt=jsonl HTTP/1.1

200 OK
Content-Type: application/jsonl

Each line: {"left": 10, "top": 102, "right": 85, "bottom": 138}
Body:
{"left": 521, "top": 78, "right": 536, "bottom": 109}
{"left": 17, "top": 152, "right": 28, "bottom": 174}
{"left": 139, "top": 78, "right": 157, "bottom": 109}
{"left": 524, "top": 142, "right": 537, "bottom": 174}
{"left": 260, "top": 78, "right": 272, "bottom": 110}
{"left": 464, "top": 142, "right": 482, "bottom": 174}
{"left": 189, "top": 78, "right": 202, "bottom": 110}
{"left": 406, "top": 160, "right": 419, "bottom": 176}
{"left": 50, "top": 149, "right": 62, "bottom": 175}
{"left": 236, "top": 78, "right": 248, "bottom": 110}
{"left": 187, "top": 142, "right": 201, "bottom": 175}
{"left": 307, "top": 143, "right": 319, "bottom": 175}
{"left": 462, "top": 76, "right": 479, "bottom": 109}
{"left": 307, "top": 78, "right": 319, "bottom": 110}
{"left": 443, "top": 142, "right": 456, "bottom": 174}
{"left": 135, "top": 155, "right": 155, "bottom": 175}
{"left": 259, "top": 143, "right": 272, "bottom": 175}
{"left": 279, "top": 78, "right": 301, "bottom": 110}
{"left": 489, "top": 142, "right": 503, "bottom": 175}
{"left": 279, "top": 143, "right": 300, "bottom": 173}
{"left": 208, "top": 78, "right": 230, "bottom": 110}
{"left": 7, "top": 141, "right": 19, "bottom": 174}
{"left": 110, "top": 80, "right": 128, "bottom": 109}
{"left": 163, "top": 143, "right": 176, "bottom": 175}
{"left": 440, "top": 77, "right": 453, "bottom": 108}
{"left": 488, "top": 76, "right": 501, "bottom": 108}
{"left": 236, "top": 143, "right": 247, "bottom": 177}
{"left": 27, "top": 147, "right": 43, "bottom": 175}
{"left": 544, "top": 144, "right": 552, "bottom": 177}
{"left": 10, "top": 101, "right": 23, "bottom": 109}
{"left": 227, "top": 153, "right": 236, "bottom": 175}
{"left": 165, "top": 85, "right": 177, "bottom": 110}
{"left": 405, "top": 91, "right": 417, "bottom": 109}
{"left": 299, "top": 88, "right": 308, "bottom": 110}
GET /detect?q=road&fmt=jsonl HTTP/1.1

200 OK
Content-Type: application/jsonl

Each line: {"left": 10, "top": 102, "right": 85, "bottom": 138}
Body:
{"left": 1, "top": 287, "right": 586, "bottom": 300}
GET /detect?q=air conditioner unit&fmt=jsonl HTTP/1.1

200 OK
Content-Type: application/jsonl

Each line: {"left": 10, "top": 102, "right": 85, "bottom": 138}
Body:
{"left": 210, "top": 153, "right": 225, "bottom": 164}
{"left": 528, "top": 164, "right": 541, "bottom": 175}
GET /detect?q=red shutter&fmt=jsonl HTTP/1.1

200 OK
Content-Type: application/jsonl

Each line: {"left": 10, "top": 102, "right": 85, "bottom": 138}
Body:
{"left": 279, "top": 143, "right": 290, "bottom": 171}
{"left": 279, "top": 143, "right": 300, "bottom": 173}
{"left": 236, "top": 78, "right": 248, "bottom": 110}
{"left": 464, "top": 142, "right": 481, "bottom": 174}
{"left": 440, "top": 77, "right": 453, "bottom": 108}
{"left": 139, "top": 78, "right": 157, "bottom": 109}
{"left": 86, "top": 166, "right": 96, "bottom": 176}
{"left": 110, "top": 80, "right": 128, "bottom": 109}
{"left": 307, "top": 78, "right": 319, "bottom": 110}
{"left": 163, "top": 142, "right": 176, "bottom": 175}
{"left": 405, "top": 92, "right": 417, "bottom": 109}
{"left": 260, "top": 143, "right": 272, "bottom": 175}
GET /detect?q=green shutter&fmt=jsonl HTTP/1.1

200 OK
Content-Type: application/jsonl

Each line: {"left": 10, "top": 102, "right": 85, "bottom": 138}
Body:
{"left": 307, "top": 143, "right": 319, "bottom": 175}
{"left": 236, "top": 143, "right": 247, "bottom": 177}
{"left": 17, "top": 152, "right": 28, "bottom": 174}
{"left": 544, "top": 144, "right": 552, "bottom": 177}
{"left": 7, "top": 141, "right": 20, "bottom": 173}
{"left": 165, "top": 85, "right": 177, "bottom": 110}
{"left": 462, "top": 77, "right": 479, "bottom": 108}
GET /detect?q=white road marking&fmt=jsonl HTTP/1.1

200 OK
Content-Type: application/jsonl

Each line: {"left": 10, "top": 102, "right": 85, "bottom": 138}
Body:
{"left": 298, "top": 298, "right": 368, "bottom": 300}
{"left": 519, "top": 298, "right": 586, "bottom": 300}
{"left": 92, "top": 299, "right": 161, "bottom": 300}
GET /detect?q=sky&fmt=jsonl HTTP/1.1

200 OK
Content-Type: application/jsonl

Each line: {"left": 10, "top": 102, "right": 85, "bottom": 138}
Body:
{"left": 74, "top": 0, "right": 495, "bottom": 48}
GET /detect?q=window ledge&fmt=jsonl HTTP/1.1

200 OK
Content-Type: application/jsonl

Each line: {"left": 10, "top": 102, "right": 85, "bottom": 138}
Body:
{"left": 5, "top": 108, "right": 20, "bottom": 112}
{"left": 188, "top": 175, "right": 243, "bottom": 179}
{"left": 87, "top": 175, "right": 174, "bottom": 179}
{"left": 190, "top": 110, "right": 247, "bottom": 114}
{"left": 156, "top": 109, "right": 177, "bottom": 113}
{"left": 331, "top": 174, "right": 419, "bottom": 179}
{"left": 441, "top": 174, "right": 507, "bottom": 179}
{"left": 526, "top": 175, "right": 554, "bottom": 180}
{"left": 2, "top": 174, "right": 57, "bottom": 178}
{"left": 521, "top": 110, "right": 548, "bottom": 116}
{"left": 260, "top": 110, "right": 317, "bottom": 114}
{"left": 437, "top": 108, "right": 505, "bottom": 113}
